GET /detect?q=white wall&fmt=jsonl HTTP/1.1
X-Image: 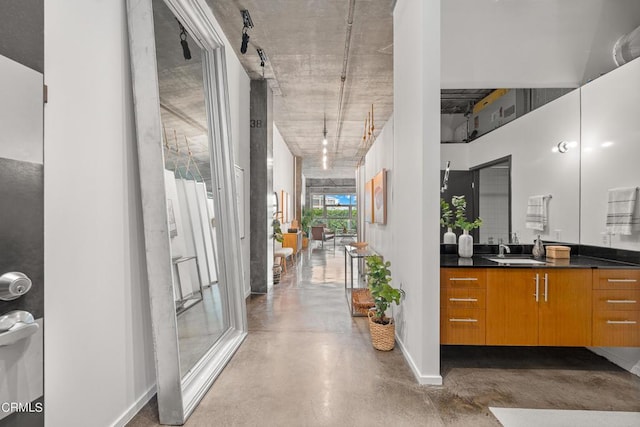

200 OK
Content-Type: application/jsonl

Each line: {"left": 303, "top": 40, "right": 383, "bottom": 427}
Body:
{"left": 273, "top": 124, "right": 295, "bottom": 229}
{"left": 363, "top": 116, "right": 394, "bottom": 257}
{"left": 391, "top": 0, "right": 441, "bottom": 385}
{"left": 0, "top": 55, "right": 43, "bottom": 164}
{"left": 44, "top": 0, "right": 251, "bottom": 425}
{"left": 442, "top": 90, "right": 582, "bottom": 244}
{"left": 440, "top": 143, "right": 469, "bottom": 170}
{"left": 45, "top": 1, "right": 155, "bottom": 426}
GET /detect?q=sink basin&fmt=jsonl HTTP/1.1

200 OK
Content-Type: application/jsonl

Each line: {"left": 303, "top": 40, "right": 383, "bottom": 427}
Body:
{"left": 488, "top": 258, "right": 545, "bottom": 265}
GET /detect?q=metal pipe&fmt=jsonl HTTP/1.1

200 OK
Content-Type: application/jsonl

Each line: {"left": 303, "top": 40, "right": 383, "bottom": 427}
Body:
{"left": 333, "top": 0, "right": 356, "bottom": 156}
{"left": 614, "top": 25, "right": 640, "bottom": 66}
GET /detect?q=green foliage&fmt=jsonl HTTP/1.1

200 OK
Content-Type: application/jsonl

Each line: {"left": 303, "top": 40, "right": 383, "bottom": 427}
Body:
{"left": 272, "top": 218, "right": 283, "bottom": 243}
{"left": 451, "top": 195, "right": 483, "bottom": 231}
{"left": 440, "top": 198, "right": 454, "bottom": 229}
{"left": 366, "top": 255, "right": 404, "bottom": 322}
{"left": 301, "top": 207, "right": 314, "bottom": 235}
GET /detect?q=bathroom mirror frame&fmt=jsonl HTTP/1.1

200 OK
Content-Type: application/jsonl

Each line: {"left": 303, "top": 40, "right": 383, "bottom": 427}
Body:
{"left": 126, "top": 0, "right": 247, "bottom": 424}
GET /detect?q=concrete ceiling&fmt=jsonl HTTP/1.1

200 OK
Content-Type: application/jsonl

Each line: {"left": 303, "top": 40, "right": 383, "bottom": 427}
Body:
{"left": 207, "top": 0, "right": 394, "bottom": 179}
{"left": 153, "top": 0, "right": 640, "bottom": 182}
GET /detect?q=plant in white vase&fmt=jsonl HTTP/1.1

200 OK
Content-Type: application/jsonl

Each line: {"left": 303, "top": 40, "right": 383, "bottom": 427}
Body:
{"left": 452, "top": 195, "right": 482, "bottom": 258}
{"left": 440, "top": 198, "right": 456, "bottom": 244}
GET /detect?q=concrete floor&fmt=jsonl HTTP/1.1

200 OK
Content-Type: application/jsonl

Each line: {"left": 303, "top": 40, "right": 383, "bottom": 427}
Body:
{"left": 129, "top": 245, "right": 640, "bottom": 426}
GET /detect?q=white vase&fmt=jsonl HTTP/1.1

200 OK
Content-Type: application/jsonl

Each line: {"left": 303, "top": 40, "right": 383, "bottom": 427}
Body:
{"left": 458, "top": 230, "right": 473, "bottom": 258}
{"left": 444, "top": 227, "right": 456, "bottom": 244}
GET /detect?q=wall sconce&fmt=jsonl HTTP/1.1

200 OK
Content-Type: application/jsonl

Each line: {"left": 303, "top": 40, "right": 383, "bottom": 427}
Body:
{"left": 552, "top": 140, "right": 578, "bottom": 153}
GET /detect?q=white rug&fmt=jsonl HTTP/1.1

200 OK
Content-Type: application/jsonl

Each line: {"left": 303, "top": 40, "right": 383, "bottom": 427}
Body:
{"left": 489, "top": 407, "right": 640, "bottom": 427}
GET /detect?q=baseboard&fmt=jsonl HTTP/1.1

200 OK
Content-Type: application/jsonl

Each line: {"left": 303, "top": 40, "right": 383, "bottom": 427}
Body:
{"left": 395, "top": 334, "right": 443, "bottom": 385}
{"left": 110, "top": 384, "right": 156, "bottom": 427}
{"left": 588, "top": 347, "right": 640, "bottom": 377}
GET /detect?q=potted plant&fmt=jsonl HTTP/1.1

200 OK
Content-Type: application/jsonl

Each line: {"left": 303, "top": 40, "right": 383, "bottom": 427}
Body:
{"left": 440, "top": 198, "right": 456, "bottom": 244}
{"left": 300, "top": 207, "right": 313, "bottom": 249}
{"left": 366, "top": 255, "right": 404, "bottom": 351}
{"left": 451, "top": 195, "right": 482, "bottom": 258}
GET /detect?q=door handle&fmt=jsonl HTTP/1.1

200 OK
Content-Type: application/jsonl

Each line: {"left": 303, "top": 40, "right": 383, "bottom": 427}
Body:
{"left": 534, "top": 274, "right": 539, "bottom": 302}
{"left": 544, "top": 273, "right": 548, "bottom": 302}
{"left": 0, "top": 272, "right": 32, "bottom": 301}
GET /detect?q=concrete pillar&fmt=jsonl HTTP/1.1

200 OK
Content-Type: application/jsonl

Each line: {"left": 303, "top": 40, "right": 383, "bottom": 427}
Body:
{"left": 294, "top": 156, "right": 303, "bottom": 224}
{"left": 249, "top": 79, "right": 273, "bottom": 294}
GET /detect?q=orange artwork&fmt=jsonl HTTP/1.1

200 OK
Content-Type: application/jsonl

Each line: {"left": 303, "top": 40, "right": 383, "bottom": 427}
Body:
{"left": 364, "top": 179, "right": 373, "bottom": 223}
{"left": 373, "top": 169, "right": 386, "bottom": 225}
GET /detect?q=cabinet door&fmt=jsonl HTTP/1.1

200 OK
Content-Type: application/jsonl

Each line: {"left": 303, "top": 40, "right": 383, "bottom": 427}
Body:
{"left": 487, "top": 269, "right": 539, "bottom": 345}
{"left": 538, "top": 269, "right": 592, "bottom": 346}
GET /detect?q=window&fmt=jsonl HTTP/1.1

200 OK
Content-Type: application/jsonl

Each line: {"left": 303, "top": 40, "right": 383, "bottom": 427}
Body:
{"left": 311, "top": 194, "right": 357, "bottom": 232}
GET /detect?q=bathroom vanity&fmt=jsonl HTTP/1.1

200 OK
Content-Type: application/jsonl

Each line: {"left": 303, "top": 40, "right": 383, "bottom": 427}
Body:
{"left": 441, "top": 256, "right": 640, "bottom": 347}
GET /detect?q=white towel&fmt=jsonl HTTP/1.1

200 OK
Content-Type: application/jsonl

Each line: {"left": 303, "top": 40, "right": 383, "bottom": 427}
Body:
{"left": 526, "top": 195, "right": 547, "bottom": 231}
{"left": 606, "top": 187, "right": 639, "bottom": 235}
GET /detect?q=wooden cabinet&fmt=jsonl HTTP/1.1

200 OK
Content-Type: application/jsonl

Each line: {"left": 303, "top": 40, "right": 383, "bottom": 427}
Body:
{"left": 486, "top": 269, "right": 539, "bottom": 345}
{"left": 486, "top": 269, "right": 592, "bottom": 346}
{"left": 538, "top": 269, "right": 592, "bottom": 346}
{"left": 440, "top": 268, "right": 487, "bottom": 345}
{"left": 592, "top": 269, "right": 640, "bottom": 347}
{"left": 282, "top": 231, "right": 302, "bottom": 256}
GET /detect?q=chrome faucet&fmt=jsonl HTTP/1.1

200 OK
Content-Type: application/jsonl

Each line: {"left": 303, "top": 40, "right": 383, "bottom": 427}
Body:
{"left": 498, "top": 244, "right": 511, "bottom": 258}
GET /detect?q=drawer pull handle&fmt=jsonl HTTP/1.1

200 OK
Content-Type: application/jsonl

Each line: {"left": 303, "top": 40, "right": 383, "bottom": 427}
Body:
{"left": 449, "top": 298, "right": 478, "bottom": 302}
{"left": 607, "top": 279, "right": 637, "bottom": 283}
{"left": 606, "top": 299, "right": 637, "bottom": 304}
{"left": 606, "top": 320, "right": 637, "bottom": 325}
{"left": 449, "top": 318, "right": 478, "bottom": 323}
{"left": 449, "top": 277, "right": 478, "bottom": 281}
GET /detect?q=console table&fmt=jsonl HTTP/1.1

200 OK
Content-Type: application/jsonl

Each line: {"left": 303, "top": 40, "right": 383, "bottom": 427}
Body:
{"left": 283, "top": 231, "right": 303, "bottom": 258}
{"left": 344, "top": 245, "right": 377, "bottom": 316}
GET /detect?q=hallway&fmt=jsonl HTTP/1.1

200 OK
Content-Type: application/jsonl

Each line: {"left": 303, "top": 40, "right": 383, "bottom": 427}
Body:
{"left": 130, "top": 245, "right": 640, "bottom": 426}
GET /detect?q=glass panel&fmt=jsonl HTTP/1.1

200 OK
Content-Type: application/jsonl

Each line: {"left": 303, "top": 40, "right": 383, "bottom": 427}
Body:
{"left": 153, "top": 0, "right": 228, "bottom": 379}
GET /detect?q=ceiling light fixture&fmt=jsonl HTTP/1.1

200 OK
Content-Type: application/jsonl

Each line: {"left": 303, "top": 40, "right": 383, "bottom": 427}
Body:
{"left": 176, "top": 20, "right": 191, "bottom": 60}
{"left": 322, "top": 114, "right": 328, "bottom": 146}
{"left": 322, "top": 147, "right": 327, "bottom": 154}
{"left": 240, "top": 10, "right": 253, "bottom": 54}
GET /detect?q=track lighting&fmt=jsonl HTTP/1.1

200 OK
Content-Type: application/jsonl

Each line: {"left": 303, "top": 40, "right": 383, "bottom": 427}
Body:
{"left": 257, "top": 48, "right": 267, "bottom": 68}
{"left": 240, "top": 10, "right": 253, "bottom": 55}
{"left": 176, "top": 20, "right": 191, "bottom": 60}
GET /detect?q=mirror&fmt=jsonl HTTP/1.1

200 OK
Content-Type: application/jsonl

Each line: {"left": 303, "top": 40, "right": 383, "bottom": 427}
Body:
{"left": 441, "top": 88, "right": 582, "bottom": 244}
{"left": 127, "top": 0, "right": 247, "bottom": 424}
{"left": 442, "top": 58, "right": 640, "bottom": 251}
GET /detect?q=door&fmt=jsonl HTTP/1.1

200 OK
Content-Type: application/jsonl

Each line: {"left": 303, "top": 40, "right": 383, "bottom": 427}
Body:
{"left": 0, "top": 32, "right": 44, "bottom": 425}
{"left": 538, "top": 269, "right": 592, "bottom": 346}
{"left": 487, "top": 269, "right": 539, "bottom": 345}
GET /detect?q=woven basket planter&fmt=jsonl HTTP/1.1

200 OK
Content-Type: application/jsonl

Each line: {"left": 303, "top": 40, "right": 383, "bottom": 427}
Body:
{"left": 367, "top": 310, "right": 395, "bottom": 351}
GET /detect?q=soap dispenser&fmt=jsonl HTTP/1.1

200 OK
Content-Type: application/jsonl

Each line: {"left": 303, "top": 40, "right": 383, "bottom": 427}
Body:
{"left": 532, "top": 235, "right": 545, "bottom": 259}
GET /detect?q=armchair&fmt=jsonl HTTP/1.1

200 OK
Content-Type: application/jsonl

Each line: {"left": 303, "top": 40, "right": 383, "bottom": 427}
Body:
{"left": 310, "top": 225, "right": 335, "bottom": 249}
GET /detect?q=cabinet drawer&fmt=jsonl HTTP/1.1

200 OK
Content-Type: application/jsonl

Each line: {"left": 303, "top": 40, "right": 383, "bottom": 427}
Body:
{"left": 441, "top": 288, "right": 486, "bottom": 309}
{"left": 593, "top": 311, "right": 640, "bottom": 347}
{"left": 441, "top": 308, "right": 486, "bottom": 345}
{"left": 593, "top": 289, "right": 640, "bottom": 312}
{"left": 441, "top": 268, "right": 487, "bottom": 289}
{"left": 594, "top": 269, "right": 640, "bottom": 290}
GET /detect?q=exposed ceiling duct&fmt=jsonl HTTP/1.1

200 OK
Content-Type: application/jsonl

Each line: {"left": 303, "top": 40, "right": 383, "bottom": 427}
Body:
{"left": 613, "top": 24, "right": 640, "bottom": 67}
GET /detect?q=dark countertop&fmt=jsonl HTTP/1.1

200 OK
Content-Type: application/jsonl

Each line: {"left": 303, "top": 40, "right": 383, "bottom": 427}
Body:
{"left": 441, "top": 254, "right": 640, "bottom": 269}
